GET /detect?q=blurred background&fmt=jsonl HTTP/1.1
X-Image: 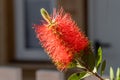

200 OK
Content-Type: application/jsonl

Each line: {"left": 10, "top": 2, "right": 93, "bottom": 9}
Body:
{"left": 0, "top": 0, "right": 120, "bottom": 80}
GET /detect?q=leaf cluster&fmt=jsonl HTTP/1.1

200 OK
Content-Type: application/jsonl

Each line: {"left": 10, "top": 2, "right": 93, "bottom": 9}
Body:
{"left": 68, "top": 47, "right": 106, "bottom": 80}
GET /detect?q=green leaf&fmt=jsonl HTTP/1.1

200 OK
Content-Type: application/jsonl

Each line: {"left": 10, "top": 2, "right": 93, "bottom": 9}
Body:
{"left": 68, "top": 61, "right": 77, "bottom": 69}
{"left": 68, "top": 72, "right": 91, "bottom": 80}
{"left": 96, "top": 47, "right": 102, "bottom": 70}
{"left": 110, "top": 67, "right": 114, "bottom": 80}
{"left": 116, "top": 68, "right": 120, "bottom": 80}
{"left": 81, "top": 72, "right": 92, "bottom": 79}
{"left": 76, "top": 63, "right": 85, "bottom": 69}
{"left": 100, "top": 60, "right": 106, "bottom": 76}
{"left": 75, "top": 59, "right": 85, "bottom": 69}
{"left": 82, "top": 52, "right": 96, "bottom": 71}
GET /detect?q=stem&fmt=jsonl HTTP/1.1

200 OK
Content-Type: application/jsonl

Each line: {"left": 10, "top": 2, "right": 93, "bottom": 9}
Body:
{"left": 85, "top": 66, "right": 104, "bottom": 80}
{"left": 86, "top": 67, "right": 104, "bottom": 80}
{"left": 94, "top": 73, "right": 104, "bottom": 80}
{"left": 90, "top": 70, "right": 104, "bottom": 80}
{"left": 76, "top": 59, "right": 104, "bottom": 80}
{"left": 85, "top": 68, "right": 104, "bottom": 80}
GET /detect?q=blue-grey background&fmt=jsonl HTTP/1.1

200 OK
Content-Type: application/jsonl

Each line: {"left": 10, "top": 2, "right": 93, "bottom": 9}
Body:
{"left": 24, "top": 0, "right": 53, "bottom": 49}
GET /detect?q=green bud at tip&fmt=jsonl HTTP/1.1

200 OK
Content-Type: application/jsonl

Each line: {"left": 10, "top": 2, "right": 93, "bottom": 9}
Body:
{"left": 40, "top": 8, "right": 52, "bottom": 24}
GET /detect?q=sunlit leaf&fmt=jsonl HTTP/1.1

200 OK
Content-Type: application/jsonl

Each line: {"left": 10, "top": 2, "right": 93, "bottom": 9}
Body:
{"left": 93, "top": 67, "right": 97, "bottom": 73}
{"left": 116, "top": 68, "right": 120, "bottom": 80}
{"left": 110, "top": 67, "right": 114, "bottom": 80}
{"left": 96, "top": 47, "right": 102, "bottom": 70}
{"left": 82, "top": 73, "right": 92, "bottom": 79}
{"left": 76, "top": 59, "right": 85, "bottom": 69}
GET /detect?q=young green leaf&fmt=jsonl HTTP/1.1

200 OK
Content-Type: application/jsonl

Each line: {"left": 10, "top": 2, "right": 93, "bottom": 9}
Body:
{"left": 96, "top": 47, "right": 102, "bottom": 70}
{"left": 110, "top": 67, "right": 114, "bottom": 80}
{"left": 100, "top": 60, "right": 106, "bottom": 76}
{"left": 116, "top": 68, "right": 120, "bottom": 80}
{"left": 68, "top": 72, "right": 91, "bottom": 80}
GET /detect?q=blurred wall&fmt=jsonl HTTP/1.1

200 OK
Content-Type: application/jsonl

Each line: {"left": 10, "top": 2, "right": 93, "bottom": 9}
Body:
{"left": 0, "top": 0, "right": 7, "bottom": 64}
{"left": 0, "top": 0, "right": 15, "bottom": 65}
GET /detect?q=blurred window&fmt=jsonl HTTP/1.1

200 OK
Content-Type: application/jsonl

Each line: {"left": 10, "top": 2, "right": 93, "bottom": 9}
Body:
{"left": 14, "top": 0, "right": 56, "bottom": 61}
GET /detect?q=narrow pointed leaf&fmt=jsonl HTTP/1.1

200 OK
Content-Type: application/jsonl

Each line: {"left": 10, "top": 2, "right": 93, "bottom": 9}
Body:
{"left": 81, "top": 72, "right": 92, "bottom": 79}
{"left": 96, "top": 47, "right": 102, "bottom": 70}
{"left": 116, "top": 68, "right": 120, "bottom": 80}
{"left": 110, "top": 67, "right": 114, "bottom": 80}
{"left": 82, "top": 52, "right": 95, "bottom": 71}
{"left": 76, "top": 60, "right": 85, "bottom": 69}
{"left": 88, "top": 53, "right": 96, "bottom": 71}
{"left": 100, "top": 60, "right": 106, "bottom": 76}
{"left": 76, "top": 64, "right": 85, "bottom": 69}
{"left": 68, "top": 72, "right": 91, "bottom": 80}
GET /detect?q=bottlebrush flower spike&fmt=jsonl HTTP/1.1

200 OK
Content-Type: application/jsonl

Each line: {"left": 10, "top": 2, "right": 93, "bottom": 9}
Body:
{"left": 34, "top": 8, "right": 89, "bottom": 70}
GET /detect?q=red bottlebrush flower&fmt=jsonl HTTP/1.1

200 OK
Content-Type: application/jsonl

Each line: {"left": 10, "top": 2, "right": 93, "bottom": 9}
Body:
{"left": 34, "top": 8, "right": 89, "bottom": 70}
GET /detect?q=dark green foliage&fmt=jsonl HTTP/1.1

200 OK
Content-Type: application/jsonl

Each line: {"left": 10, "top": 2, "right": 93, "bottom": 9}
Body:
{"left": 100, "top": 60, "right": 106, "bottom": 76}
{"left": 68, "top": 72, "right": 91, "bottom": 80}
{"left": 82, "top": 52, "right": 96, "bottom": 71}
